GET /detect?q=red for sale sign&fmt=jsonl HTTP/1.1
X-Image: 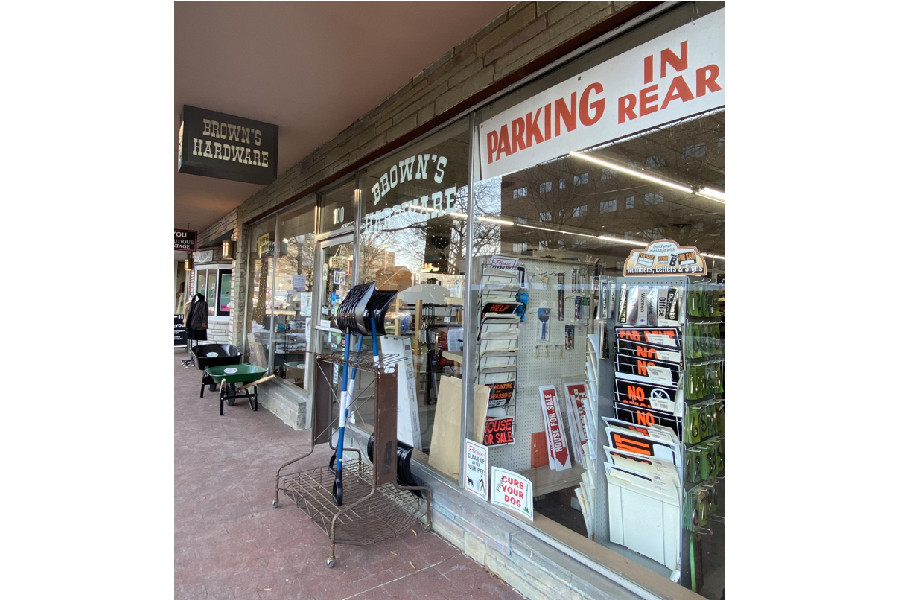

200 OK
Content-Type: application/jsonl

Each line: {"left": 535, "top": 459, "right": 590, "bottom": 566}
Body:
{"left": 538, "top": 386, "right": 571, "bottom": 471}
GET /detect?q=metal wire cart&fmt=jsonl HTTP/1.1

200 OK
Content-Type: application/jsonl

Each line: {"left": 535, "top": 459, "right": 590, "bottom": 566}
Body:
{"left": 273, "top": 348, "right": 432, "bottom": 568}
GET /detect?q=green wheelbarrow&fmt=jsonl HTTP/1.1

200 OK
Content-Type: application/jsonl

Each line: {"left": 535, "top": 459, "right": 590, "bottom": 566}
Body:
{"left": 204, "top": 364, "right": 274, "bottom": 415}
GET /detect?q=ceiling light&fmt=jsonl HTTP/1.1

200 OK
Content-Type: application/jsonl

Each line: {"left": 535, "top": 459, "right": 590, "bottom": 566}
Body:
{"left": 222, "top": 239, "right": 234, "bottom": 260}
{"left": 597, "top": 235, "right": 646, "bottom": 247}
{"left": 478, "top": 216, "right": 513, "bottom": 225}
{"left": 696, "top": 187, "right": 726, "bottom": 203}
{"left": 570, "top": 151, "right": 691, "bottom": 194}
{"left": 570, "top": 150, "right": 725, "bottom": 203}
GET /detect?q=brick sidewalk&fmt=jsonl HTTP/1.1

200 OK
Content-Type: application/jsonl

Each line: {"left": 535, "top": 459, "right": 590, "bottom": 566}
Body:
{"left": 174, "top": 348, "right": 524, "bottom": 600}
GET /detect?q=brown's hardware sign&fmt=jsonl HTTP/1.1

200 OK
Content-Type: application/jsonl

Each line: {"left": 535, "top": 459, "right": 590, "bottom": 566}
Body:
{"left": 177, "top": 105, "right": 278, "bottom": 185}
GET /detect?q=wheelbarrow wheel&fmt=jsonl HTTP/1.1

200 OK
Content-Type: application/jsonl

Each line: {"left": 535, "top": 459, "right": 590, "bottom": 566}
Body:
{"left": 226, "top": 383, "right": 236, "bottom": 406}
{"left": 326, "top": 556, "right": 335, "bottom": 568}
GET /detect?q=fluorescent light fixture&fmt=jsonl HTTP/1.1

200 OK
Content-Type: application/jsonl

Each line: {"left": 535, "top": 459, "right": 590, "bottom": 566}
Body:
{"left": 696, "top": 187, "right": 726, "bottom": 203}
{"left": 570, "top": 150, "right": 725, "bottom": 203}
{"left": 570, "top": 150, "right": 691, "bottom": 194}
{"left": 448, "top": 212, "right": 468, "bottom": 219}
{"left": 478, "top": 216, "right": 514, "bottom": 225}
{"left": 517, "top": 223, "right": 563, "bottom": 234}
{"left": 597, "top": 235, "right": 646, "bottom": 247}
{"left": 701, "top": 252, "right": 725, "bottom": 260}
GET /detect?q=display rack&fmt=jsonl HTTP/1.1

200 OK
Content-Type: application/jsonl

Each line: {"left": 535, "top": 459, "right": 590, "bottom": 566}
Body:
{"left": 477, "top": 258, "right": 524, "bottom": 448}
{"left": 679, "top": 280, "right": 725, "bottom": 592}
{"left": 273, "top": 317, "right": 309, "bottom": 376}
{"left": 580, "top": 275, "right": 725, "bottom": 591}
{"left": 477, "top": 256, "right": 589, "bottom": 495}
{"left": 273, "top": 349, "right": 432, "bottom": 567}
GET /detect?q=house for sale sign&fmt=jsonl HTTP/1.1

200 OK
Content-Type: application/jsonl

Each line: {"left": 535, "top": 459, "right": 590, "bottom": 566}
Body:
{"left": 538, "top": 385, "right": 572, "bottom": 471}
{"left": 478, "top": 9, "right": 724, "bottom": 180}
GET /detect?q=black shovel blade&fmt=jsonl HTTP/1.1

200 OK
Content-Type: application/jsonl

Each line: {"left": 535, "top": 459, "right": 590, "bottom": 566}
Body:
{"left": 337, "top": 282, "right": 375, "bottom": 335}
{"left": 365, "top": 290, "right": 398, "bottom": 335}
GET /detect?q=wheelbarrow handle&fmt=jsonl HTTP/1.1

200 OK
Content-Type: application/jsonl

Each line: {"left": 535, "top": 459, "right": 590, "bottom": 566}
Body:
{"left": 235, "top": 374, "right": 277, "bottom": 392}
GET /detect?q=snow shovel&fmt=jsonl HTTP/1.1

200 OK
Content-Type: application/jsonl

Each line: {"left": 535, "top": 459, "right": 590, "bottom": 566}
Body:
{"left": 330, "top": 282, "right": 375, "bottom": 506}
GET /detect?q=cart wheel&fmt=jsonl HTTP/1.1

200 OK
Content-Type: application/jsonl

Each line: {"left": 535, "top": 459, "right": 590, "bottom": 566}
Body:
{"left": 423, "top": 522, "right": 432, "bottom": 533}
{"left": 272, "top": 500, "right": 279, "bottom": 509}
{"left": 326, "top": 557, "right": 335, "bottom": 568}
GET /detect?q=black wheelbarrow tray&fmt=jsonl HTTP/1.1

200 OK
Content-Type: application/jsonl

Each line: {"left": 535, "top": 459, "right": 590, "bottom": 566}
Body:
{"left": 204, "top": 364, "right": 272, "bottom": 415}
{"left": 193, "top": 344, "right": 242, "bottom": 398}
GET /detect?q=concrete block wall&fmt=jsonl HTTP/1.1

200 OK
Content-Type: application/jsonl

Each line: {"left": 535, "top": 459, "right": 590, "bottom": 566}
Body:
{"left": 197, "top": 206, "right": 238, "bottom": 248}
{"left": 258, "top": 383, "right": 309, "bottom": 432}
{"left": 205, "top": 319, "right": 232, "bottom": 346}
{"left": 408, "top": 453, "right": 663, "bottom": 600}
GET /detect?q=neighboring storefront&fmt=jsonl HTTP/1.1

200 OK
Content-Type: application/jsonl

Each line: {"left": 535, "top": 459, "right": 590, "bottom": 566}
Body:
{"left": 178, "top": 235, "right": 236, "bottom": 346}
{"left": 195, "top": 3, "right": 725, "bottom": 599}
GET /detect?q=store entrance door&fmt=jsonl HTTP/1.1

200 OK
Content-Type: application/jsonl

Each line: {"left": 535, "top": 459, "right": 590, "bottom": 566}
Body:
{"left": 310, "top": 235, "right": 355, "bottom": 442}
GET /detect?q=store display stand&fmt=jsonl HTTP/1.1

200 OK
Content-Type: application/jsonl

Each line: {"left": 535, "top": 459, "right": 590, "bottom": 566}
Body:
{"left": 272, "top": 349, "right": 432, "bottom": 567}
{"left": 585, "top": 275, "right": 724, "bottom": 591}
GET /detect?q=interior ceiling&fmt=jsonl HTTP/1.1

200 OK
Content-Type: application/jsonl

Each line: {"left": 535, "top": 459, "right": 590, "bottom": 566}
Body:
{"left": 174, "top": 1, "right": 516, "bottom": 236}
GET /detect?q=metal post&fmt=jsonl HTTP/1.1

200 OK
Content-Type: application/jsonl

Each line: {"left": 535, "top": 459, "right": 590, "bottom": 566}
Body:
{"left": 459, "top": 112, "right": 479, "bottom": 488}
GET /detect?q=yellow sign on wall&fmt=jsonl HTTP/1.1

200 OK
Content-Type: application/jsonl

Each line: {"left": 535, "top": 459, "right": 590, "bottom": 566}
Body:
{"left": 257, "top": 233, "right": 270, "bottom": 257}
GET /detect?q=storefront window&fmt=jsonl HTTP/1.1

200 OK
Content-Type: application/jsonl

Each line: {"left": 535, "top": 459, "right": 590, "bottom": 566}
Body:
{"left": 271, "top": 198, "right": 316, "bottom": 388}
{"left": 468, "top": 4, "right": 724, "bottom": 596}
{"left": 195, "top": 269, "right": 207, "bottom": 305}
{"left": 358, "top": 119, "right": 471, "bottom": 454}
{"left": 318, "top": 179, "right": 356, "bottom": 234}
{"left": 194, "top": 265, "right": 232, "bottom": 316}
{"left": 218, "top": 271, "right": 232, "bottom": 315}
{"left": 244, "top": 218, "right": 277, "bottom": 370}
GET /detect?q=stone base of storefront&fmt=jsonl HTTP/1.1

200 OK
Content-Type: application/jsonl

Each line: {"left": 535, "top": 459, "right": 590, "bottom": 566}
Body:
{"left": 337, "top": 425, "right": 690, "bottom": 600}
{"left": 258, "top": 383, "right": 310, "bottom": 431}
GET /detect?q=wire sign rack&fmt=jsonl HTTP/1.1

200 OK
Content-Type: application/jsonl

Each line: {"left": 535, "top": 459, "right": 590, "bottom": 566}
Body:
{"left": 274, "top": 349, "right": 432, "bottom": 568}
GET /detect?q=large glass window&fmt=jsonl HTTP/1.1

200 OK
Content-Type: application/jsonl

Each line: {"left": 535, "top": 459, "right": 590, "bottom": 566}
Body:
{"left": 244, "top": 218, "right": 277, "bottom": 370}
{"left": 358, "top": 119, "right": 471, "bottom": 454}
{"left": 469, "top": 3, "right": 724, "bottom": 597}
{"left": 271, "top": 198, "right": 316, "bottom": 389}
{"left": 193, "top": 265, "right": 231, "bottom": 317}
{"left": 318, "top": 179, "right": 356, "bottom": 234}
